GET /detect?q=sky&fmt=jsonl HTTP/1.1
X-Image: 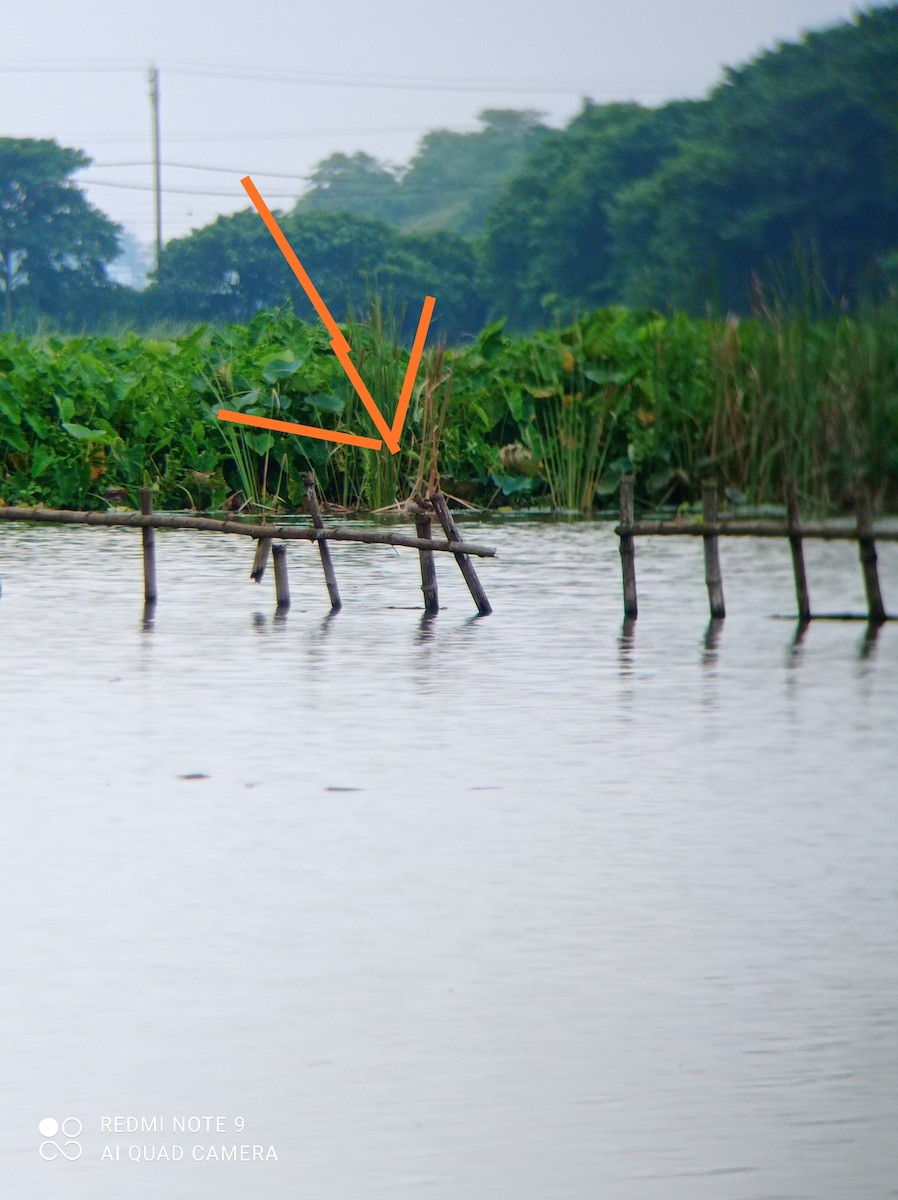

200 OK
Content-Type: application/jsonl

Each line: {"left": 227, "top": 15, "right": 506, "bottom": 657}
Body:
{"left": 2, "top": 0, "right": 867, "bottom": 258}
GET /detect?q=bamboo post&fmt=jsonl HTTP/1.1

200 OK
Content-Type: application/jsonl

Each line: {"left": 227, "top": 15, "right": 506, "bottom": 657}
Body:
{"left": 271, "top": 543, "right": 290, "bottom": 609}
{"left": 304, "top": 473, "right": 342, "bottom": 612}
{"left": 429, "top": 491, "right": 492, "bottom": 615}
{"left": 413, "top": 499, "right": 439, "bottom": 615}
{"left": 140, "top": 487, "right": 157, "bottom": 604}
{"left": 856, "top": 485, "right": 886, "bottom": 624}
{"left": 702, "top": 480, "right": 725, "bottom": 619}
{"left": 619, "top": 475, "right": 638, "bottom": 619}
{"left": 251, "top": 537, "right": 272, "bottom": 582}
{"left": 786, "top": 481, "right": 811, "bottom": 623}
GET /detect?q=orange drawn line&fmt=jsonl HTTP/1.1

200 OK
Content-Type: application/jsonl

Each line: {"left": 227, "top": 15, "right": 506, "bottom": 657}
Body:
{"left": 390, "top": 294, "right": 436, "bottom": 450}
{"left": 242, "top": 174, "right": 399, "bottom": 448}
{"left": 218, "top": 409, "right": 382, "bottom": 451}
{"left": 240, "top": 176, "right": 349, "bottom": 355}
{"left": 330, "top": 343, "right": 400, "bottom": 455}
{"left": 239, "top": 175, "right": 434, "bottom": 454}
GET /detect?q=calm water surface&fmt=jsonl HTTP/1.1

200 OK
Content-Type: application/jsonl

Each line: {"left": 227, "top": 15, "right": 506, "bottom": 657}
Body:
{"left": 1, "top": 519, "right": 896, "bottom": 1200}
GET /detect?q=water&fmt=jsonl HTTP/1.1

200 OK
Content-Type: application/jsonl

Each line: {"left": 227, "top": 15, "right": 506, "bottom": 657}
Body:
{"left": 1, "top": 519, "right": 896, "bottom": 1199}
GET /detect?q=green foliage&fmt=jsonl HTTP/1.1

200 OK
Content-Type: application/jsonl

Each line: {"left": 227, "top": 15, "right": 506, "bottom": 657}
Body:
{"left": 608, "top": 6, "right": 898, "bottom": 310}
{"left": 0, "top": 137, "right": 122, "bottom": 327}
{"left": 481, "top": 103, "right": 692, "bottom": 325}
{"left": 148, "top": 209, "right": 486, "bottom": 343}
{"left": 297, "top": 110, "right": 549, "bottom": 237}
{"left": 2, "top": 305, "right": 897, "bottom": 515}
{"left": 4, "top": 13, "right": 897, "bottom": 337}
{"left": 480, "top": 7, "right": 898, "bottom": 321}
{"left": 298, "top": 152, "right": 405, "bottom": 225}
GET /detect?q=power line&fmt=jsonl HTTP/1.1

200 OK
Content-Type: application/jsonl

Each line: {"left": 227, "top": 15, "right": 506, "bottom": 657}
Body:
{"left": 0, "top": 61, "right": 142, "bottom": 72}
{"left": 162, "top": 62, "right": 595, "bottom": 94}
{"left": 84, "top": 176, "right": 506, "bottom": 197}
{"left": 87, "top": 161, "right": 320, "bottom": 179}
{"left": 85, "top": 179, "right": 287, "bottom": 198}
{"left": 0, "top": 57, "right": 602, "bottom": 94}
{"left": 58, "top": 125, "right": 445, "bottom": 144}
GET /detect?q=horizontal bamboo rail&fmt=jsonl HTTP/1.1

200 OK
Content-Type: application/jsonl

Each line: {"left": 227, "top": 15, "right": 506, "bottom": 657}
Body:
{"left": 617, "top": 520, "right": 898, "bottom": 541}
{"left": 0, "top": 489, "right": 496, "bottom": 616}
{"left": 616, "top": 478, "right": 894, "bottom": 624}
{"left": 0, "top": 505, "right": 496, "bottom": 557}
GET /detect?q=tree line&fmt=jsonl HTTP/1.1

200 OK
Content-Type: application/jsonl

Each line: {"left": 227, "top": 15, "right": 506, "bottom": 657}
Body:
{"left": 2, "top": 5, "right": 897, "bottom": 338}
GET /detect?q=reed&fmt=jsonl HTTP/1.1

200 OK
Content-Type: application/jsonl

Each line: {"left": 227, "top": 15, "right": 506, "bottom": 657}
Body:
{"left": 707, "top": 301, "right": 898, "bottom": 509}
{"left": 329, "top": 298, "right": 407, "bottom": 510}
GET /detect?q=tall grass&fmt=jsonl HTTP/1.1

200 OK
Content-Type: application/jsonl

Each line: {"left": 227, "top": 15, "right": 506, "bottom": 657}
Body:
{"left": 707, "top": 303, "right": 898, "bottom": 509}
{"left": 329, "top": 299, "right": 408, "bottom": 510}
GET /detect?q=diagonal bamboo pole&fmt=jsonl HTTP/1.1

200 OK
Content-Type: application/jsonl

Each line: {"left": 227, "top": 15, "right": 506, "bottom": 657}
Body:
{"left": 428, "top": 491, "right": 492, "bottom": 615}
{"left": 304, "top": 474, "right": 342, "bottom": 611}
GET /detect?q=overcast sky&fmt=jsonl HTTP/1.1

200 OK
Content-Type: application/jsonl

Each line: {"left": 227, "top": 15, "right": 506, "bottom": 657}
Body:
{"left": 3, "top": 0, "right": 866, "bottom": 253}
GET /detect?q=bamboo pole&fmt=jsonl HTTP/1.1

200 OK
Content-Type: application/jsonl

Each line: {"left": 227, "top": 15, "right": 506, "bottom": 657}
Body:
{"left": 429, "top": 491, "right": 492, "bottom": 615}
{"left": 618, "top": 476, "right": 638, "bottom": 619}
{"left": 139, "top": 487, "right": 157, "bottom": 604}
{"left": 702, "top": 480, "right": 725, "bottom": 619}
{"left": 271, "top": 543, "right": 290, "bottom": 609}
{"left": 856, "top": 486, "right": 887, "bottom": 624}
{"left": 786, "top": 481, "right": 811, "bottom": 623}
{"left": 304, "top": 474, "right": 341, "bottom": 611}
{"left": 0, "top": 506, "right": 497, "bottom": 556}
{"left": 251, "top": 537, "right": 272, "bottom": 582}
{"left": 413, "top": 500, "right": 439, "bottom": 615}
{"left": 614, "top": 520, "right": 898, "bottom": 541}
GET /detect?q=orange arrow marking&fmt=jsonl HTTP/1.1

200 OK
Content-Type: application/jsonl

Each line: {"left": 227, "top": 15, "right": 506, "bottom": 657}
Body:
{"left": 217, "top": 408, "right": 382, "bottom": 450}
{"left": 224, "top": 175, "right": 435, "bottom": 456}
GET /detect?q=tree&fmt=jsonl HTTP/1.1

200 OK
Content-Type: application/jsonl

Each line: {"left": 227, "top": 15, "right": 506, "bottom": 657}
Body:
{"left": 146, "top": 207, "right": 485, "bottom": 341}
{"left": 395, "top": 109, "right": 549, "bottom": 236}
{"left": 295, "top": 110, "right": 549, "bottom": 238}
{"left": 0, "top": 138, "right": 121, "bottom": 325}
{"left": 610, "top": 6, "right": 898, "bottom": 310}
{"left": 298, "top": 152, "right": 403, "bottom": 224}
{"left": 481, "top": 102, "right": 690, "bottom": 325}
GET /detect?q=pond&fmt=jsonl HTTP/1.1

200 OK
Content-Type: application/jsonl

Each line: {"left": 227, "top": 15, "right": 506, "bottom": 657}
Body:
{"left": 1, "top": 518, "right": 896, "bottom": 1199}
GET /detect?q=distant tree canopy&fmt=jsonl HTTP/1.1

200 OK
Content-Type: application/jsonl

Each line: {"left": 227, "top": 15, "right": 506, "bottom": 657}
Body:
{"left": 298, "top": 109, "right": 549, "bottom": 237}
{"left": 607, "top": 4, "right": 898, "bottom": 310}
{"left": 149, "top": 207, "right": 487, "bottom": 341}
{"left": 481, "top": 4, "right": 898, "bottom": 318}
{"left": 480, "top": 102, "right": 696, "bottom": 325}
{"left": 0, "top": 138, "right": 121, "bottom": 326}
{"left": 5, "top": 8, "right": 898, "bottom": 334}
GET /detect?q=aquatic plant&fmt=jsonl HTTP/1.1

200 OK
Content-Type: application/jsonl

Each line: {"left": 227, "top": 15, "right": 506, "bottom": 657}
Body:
{"left": 1, "top": 302, "right": 896, "bottom": 514}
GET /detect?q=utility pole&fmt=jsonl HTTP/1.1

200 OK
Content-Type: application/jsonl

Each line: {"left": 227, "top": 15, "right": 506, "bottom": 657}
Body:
{"left": 148, "top": 64, "right": 162, "bottom": 270}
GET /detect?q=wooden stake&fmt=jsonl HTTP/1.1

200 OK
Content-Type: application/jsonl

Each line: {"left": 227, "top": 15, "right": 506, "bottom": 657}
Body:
{"left": 251, "top": 536, "right": 272, "bottom": 582}
{"left": 786, "top": 481, "right": 811, "bottom": 623}
{"left": 856, "top": 485, "right": 886, "bottom": 624}
{"left": 619, "top": 475, "right": 638, "bottom": 619}
{"left": 413, "top": 501, "right": 439, "bottom": 615}
{"left": 702, "top": 480, "right": 725, "bottom": 619}
{"left": 429, "top": 491, "right": 492, "bottom": 615}
{"left": 304, "top": 473, "right": 342, "bottom": 611}
{"left": 272, "top": 543, "right": 290, "bottom": 609}
{"left": 140, "top": 487, "right": 157, "bottom": 604}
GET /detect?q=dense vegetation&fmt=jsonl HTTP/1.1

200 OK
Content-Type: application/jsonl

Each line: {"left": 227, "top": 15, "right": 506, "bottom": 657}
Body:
{"left": 2, "top": 7, "right": 897, "bottom": 336}
{"left": 2, "top": 9, "right": 896, "bottom": 517}
{"left": 2, "top": 304, "right": 896, "bottom": 515}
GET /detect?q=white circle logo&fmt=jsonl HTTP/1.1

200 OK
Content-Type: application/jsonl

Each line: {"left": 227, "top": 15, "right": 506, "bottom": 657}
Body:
{"left": 39, "top": 1116, "right": 82, "bottom": 1160}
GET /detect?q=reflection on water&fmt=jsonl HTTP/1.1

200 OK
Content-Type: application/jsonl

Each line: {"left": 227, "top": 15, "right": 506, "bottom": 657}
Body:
{"left": 1, "top": 520, "right": 896, "bottom": 1200}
